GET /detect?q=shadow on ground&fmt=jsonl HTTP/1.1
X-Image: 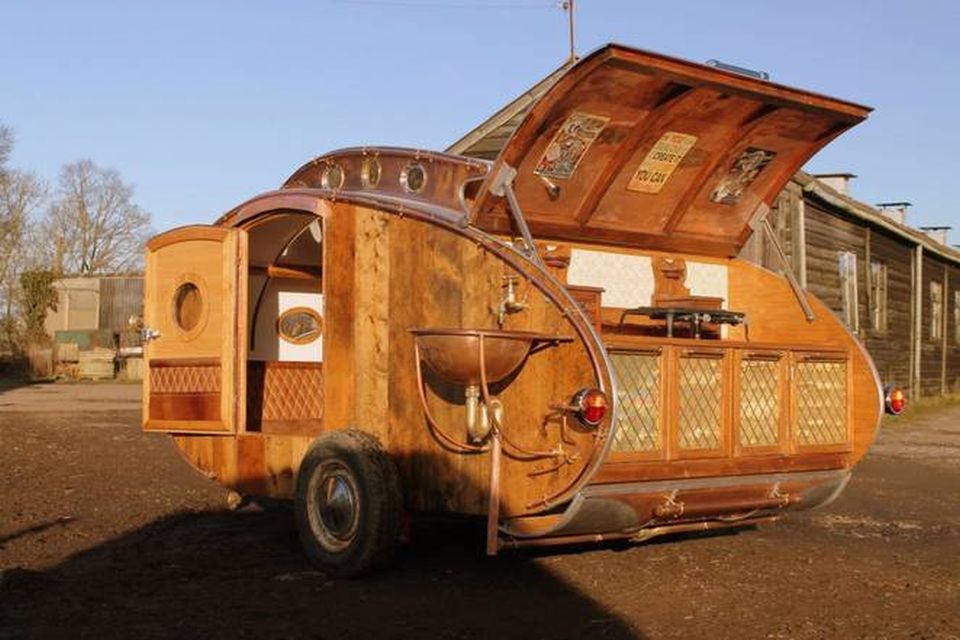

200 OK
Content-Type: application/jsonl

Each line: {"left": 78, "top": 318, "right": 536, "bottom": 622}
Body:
{"left": 0, "top": 508, "right": 643, "bottom": 640}
{"left": 0, "top": 373, "right": 44, "bottom": 398}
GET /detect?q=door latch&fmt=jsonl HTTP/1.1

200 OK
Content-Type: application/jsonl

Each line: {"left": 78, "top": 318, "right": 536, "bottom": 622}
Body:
{"left": 140, "top": 327, "right": 161, "bottom": 343}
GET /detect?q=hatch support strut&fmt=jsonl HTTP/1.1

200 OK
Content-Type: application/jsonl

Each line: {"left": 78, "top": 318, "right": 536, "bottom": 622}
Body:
{"left": 488, "top": 163, "right": 546, "bottom": 269}
{"left": 754, "top": 207, "right": 815, "bottom": 322}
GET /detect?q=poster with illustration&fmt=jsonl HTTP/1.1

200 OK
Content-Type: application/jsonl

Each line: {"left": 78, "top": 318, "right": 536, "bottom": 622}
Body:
{"left": 710, "top": 147, "right": 777, "bottom": 204}
{"left": 534, "top": 112, "right": 609, "bottom": 180}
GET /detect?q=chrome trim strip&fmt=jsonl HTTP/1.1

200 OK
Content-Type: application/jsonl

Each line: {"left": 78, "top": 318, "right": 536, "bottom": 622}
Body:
{"left": 581, "top": 469, "right": 850, "bottom": 498}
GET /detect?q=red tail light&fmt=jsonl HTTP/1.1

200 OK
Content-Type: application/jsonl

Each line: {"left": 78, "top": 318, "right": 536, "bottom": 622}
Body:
{"left": 573, "top": 388, "right": 608, "bottom": 427}
{"left": 885, "top": 385, "right": 906, "bottom": 415}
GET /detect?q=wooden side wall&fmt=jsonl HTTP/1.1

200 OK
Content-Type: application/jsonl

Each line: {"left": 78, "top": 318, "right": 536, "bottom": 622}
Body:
{"left": 738, "top": 184, "right": 797, "bottom": 276}
{"left": 946, "top": 261, "right": 960, "bottom": 392}
{"left": 803, "top": 202, "right": 868, "bottom": 331}
{"left": 917, "top": 254, "right": 960, "bottom": 397}
{"left": 323, "top": 204, "right": 600, "bottom": 517}
{"left": 169, "top": 207, "right": 602, "bottom": 513}
{"left": 921, "top": 255, "right": 944, "bottom": 397}
{"left": 863, "top": 229, "right": 914, "bottom": 394}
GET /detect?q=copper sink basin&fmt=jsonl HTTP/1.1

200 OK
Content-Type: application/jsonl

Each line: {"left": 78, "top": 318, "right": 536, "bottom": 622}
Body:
{"left": 411, "top": 328, "right": 571, "bottom": 386}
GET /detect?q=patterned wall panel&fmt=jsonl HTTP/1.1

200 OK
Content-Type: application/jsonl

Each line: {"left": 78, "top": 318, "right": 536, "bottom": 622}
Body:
{"left": 794, "top": 359, "right": 848, "bottom": 445}
{"left": 678, "top": 355, "right": 723, "bottom": 450}
{"left": 248, "top": 362, "right": 324, "bottom": 422}
{"left": 567, "top": 249, "right": 653, "bottom": 308}
{"left": 739, "top": 358, "right": 780, "bottom": 447}
{"left": 151, "top": 364, "right": 221, "bottom": 394}
{"left": 610, "top": 351, "right": 661, "bottom": 452}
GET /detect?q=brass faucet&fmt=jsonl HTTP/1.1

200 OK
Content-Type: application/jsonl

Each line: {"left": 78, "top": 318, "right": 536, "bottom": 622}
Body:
{"left": 496, "top": 275, "right": 528, "bottom": 327}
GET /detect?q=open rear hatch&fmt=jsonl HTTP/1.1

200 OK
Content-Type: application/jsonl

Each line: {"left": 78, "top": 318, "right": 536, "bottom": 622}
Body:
{"left": 470, "top": 44, "right": 870, "bottom": 257}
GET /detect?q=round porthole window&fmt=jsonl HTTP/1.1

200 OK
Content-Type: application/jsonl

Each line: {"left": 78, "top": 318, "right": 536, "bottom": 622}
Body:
{"left": 400, "top": 162, "right": 427, "bottom": 193}
{"left": 278, "top": 307, "right": 323, "bottom": 345}
{"left": 173, "top": 282, "right": 203, "bottom": 332}
{"left": 321, "top": 163, "right": 345, "bottom": 190}
{"left": 360, "top": 157, "right": 381, "bottom": 189}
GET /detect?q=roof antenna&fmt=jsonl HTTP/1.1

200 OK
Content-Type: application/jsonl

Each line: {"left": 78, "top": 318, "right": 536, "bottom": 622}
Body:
{"left": 562, "top": 0, "right": 577, "bottom": 63}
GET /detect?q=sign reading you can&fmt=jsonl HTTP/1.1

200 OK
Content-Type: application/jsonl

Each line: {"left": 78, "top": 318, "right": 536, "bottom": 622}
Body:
{"left": 627, "top": 131, "right": 698, "bottom": 194}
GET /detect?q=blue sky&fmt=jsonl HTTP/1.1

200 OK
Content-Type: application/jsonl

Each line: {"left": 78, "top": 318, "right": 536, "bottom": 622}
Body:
{"left": 2, "top": 0, "right": 958, "bottom": 235}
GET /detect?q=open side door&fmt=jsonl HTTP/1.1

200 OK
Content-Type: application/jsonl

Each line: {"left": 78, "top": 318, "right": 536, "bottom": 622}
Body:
{"left": 143, "top": 226, "right": 247, "bottom": 433}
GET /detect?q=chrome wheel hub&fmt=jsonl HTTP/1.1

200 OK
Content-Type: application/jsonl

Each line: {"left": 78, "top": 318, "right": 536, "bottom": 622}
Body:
{"left": 309, "top": 461, "right": 360, "bottom": 551}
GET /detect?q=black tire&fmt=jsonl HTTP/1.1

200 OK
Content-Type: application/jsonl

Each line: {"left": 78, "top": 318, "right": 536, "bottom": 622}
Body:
{"left": 294, "top": 429, "right": 403, "bottom": 577}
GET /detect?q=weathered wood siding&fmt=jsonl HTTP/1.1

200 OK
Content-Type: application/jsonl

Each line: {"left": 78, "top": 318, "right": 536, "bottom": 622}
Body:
{"left": 863, "top": 229, "right": 913, "bottom": 394}
{"left": 99, "top": 277, "right": 144, "bottom": 332}
{"left": 920, "top": 255, "right": 945, "bottom": 397}
{"left": 740, "top": 185, "right": 797, "bottom": 276}
{"left": 803, "top": 201, "right": 868, "bottom": 332}
{"left": 947, "top": 262, "right": 960, "bottom": 392}
{"left": 745, "top": 183, "right": 960, "bottom": 398}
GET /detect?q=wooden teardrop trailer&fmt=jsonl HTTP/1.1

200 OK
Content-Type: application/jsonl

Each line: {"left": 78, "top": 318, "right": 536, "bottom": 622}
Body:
{"left": 142, "top": 44, "right": 888, "bottom": 576}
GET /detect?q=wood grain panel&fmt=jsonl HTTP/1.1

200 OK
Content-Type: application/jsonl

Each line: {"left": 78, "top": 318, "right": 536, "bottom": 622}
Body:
{"left": 149, "top": 393, "right": 220, "bottom": 421}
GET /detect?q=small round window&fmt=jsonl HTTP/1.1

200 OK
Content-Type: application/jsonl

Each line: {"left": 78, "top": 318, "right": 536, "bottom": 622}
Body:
{"left": 321, "top": 163, "right": 345, "bottom": 190}
{"left": 278, "top": 307, "right": 323, "bottom": 344}
{"left": 173, "top": 282, "right": 204, "bottom": 332}
{"left": 400, "top": 162, "right": 427, "bottom": 193}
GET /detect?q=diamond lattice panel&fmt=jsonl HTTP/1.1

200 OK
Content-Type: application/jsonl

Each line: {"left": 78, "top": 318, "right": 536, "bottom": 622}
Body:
{"left": 794, "top": 360, "right": 848, "bottom": 445}
{"left": 739, "top": 359, "right": 780, "bottom": 447}
{"left": 248, "top": 363, "right": 324, "bottom": 421}
{"left": 610, "top": 351, "right": 660, "bottom": 452}
{"left": 678, "top": 356, "right": 723, "bottom": 450}
{"left": 151, "top": 365, "right": 221, "bottom": 394}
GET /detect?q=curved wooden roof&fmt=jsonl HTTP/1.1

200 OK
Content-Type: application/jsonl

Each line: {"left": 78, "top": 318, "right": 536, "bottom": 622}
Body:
{"left": 470, "top": 44, "right": 871, "bottom": 257}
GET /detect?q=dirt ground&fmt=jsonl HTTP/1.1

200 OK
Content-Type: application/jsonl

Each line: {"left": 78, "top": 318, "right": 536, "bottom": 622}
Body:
{"left": 0, "top": 382, "right": 957, "bottom": 639}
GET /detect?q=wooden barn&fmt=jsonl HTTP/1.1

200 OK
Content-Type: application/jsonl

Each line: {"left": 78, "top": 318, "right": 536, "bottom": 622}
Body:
{"left": 450, "top": 66, "right": 960, "bottom": 402}
{"left": 751, "top": 176, "right": 960, "bottom": 400}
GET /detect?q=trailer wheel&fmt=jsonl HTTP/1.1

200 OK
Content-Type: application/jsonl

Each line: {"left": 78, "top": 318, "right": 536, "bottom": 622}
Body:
{"left": 295, "top": 429, "right": 403, "bottom": 577}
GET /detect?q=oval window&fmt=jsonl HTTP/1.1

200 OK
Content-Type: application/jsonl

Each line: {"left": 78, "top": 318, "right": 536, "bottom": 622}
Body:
{"left": 361, "top": 157, "right": 381, "bottom": 188}
{"left": 278, "top": 307, "right": 323, "bottom": 344}
{"left": 400, "top": 162, "right": 427, "bottom": 193}
{"left": 173, "top": 282, "right": 203, "bottom": 332}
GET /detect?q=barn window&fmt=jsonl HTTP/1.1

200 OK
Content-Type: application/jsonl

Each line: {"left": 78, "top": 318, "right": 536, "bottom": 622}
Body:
{"left": 838, "top": 252, "right": 859, "bottom": 331}
{"left": 869, "top": 259, "right": 888, "bottom": 333}
{"left": 930, "top": 281, "right": 943, "bottom": 341}
{"left": 955, "top": 291, "right": 960, "bottom": 344}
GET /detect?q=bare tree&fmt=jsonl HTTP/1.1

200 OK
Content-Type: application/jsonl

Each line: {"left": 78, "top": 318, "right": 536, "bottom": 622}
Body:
{"left": 42, "top": 160, "right": 151, "bottom": 275}
{"left": 0, "top": 125, "right": 12, "bottom": 176}
{"left": 0, "top": 169, "right": 45, "bottom": 286}
{"left": 0, "top": 126, "right": 46, "bottom": 351}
